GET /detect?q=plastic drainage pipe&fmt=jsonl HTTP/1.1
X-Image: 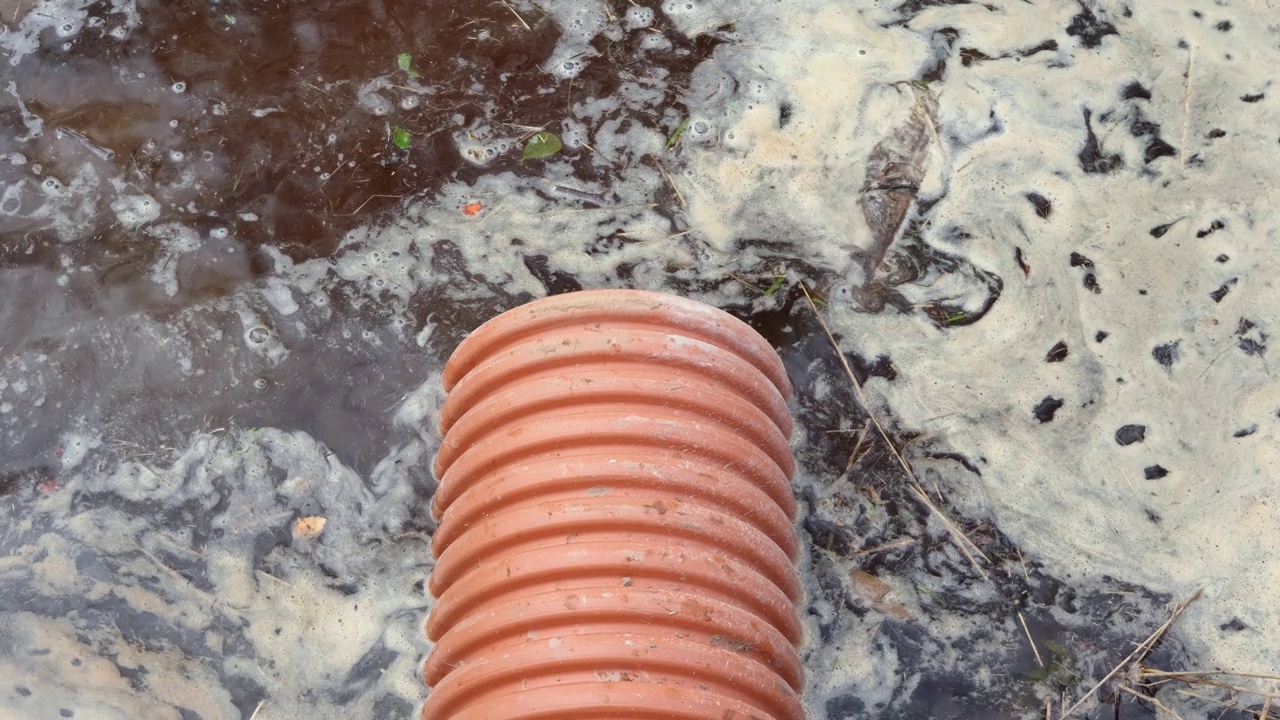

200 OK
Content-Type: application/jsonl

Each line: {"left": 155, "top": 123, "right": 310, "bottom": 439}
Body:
{"left": 422, "top": 289, "right": 803, "bottom": 720}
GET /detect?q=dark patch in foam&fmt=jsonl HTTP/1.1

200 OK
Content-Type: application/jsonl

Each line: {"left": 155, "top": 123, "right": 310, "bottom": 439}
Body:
{"left": 1033, "top": 396, "right": 1064, "bottom": 423}
{"left": 1196, "top": 219, "right": 1226, "bottom": 238}
{"left": 1152, "top": 341, "right": 1180, "bottom": 370}
{"left": 1210, "top": 279, "right": 1236, "bottom": 303}
{"left": 1122, "top": 81, "right": 1151, "bottom": 100}
{"left": 1078, "top": 108, "right": 1123, "bottom": 174}
{"left": 1046, "top": 341, "right": 1069, "bottom": 362}
{"left": 521, "top": 254, "right": 584, "bottom": 295}
{"left": 1066, "top": 2, "right": 1120, "bottom": 49}
{"left": 1025, "top": 192, "right": 1052, "bottom": 219}
{"left": 1150, "top": 220, "right": 1180, "bottom": 237}
{"left": 1115, "top": 424, "right": 1147, "bottom": 446}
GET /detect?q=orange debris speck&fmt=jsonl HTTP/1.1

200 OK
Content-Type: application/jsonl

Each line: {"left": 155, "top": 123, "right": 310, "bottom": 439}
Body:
{"left": 293, "top": 516, "right": 327, "bottom": 540}
{"left": 462, "top": 202, "right": 483, "bottom": 216}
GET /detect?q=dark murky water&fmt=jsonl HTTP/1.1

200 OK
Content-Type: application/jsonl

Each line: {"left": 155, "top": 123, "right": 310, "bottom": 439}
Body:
{"left": 0, "top": 1, "right": 1259, "bottom": 719}
{"left": 0, "top": 0, "right": 730, "bottom": 478}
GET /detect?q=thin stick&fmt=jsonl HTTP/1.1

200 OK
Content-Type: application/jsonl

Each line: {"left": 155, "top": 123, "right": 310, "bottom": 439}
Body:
{"left": 655, "top": 160, "right": 686, "bottom": 208}
{"left": 838, "top": 425, "right": 870, "bottom": 483}
{"left": 849, "top": 424, "right": 870, "bottom": 470}
{"left": 317, "top": 159, "right": 344, "bottom": 189}
{"left": 1117, "top": 684, "right": 1184, "bottom": 720}
{"left": 1171, "top": 688, "right": 1231, "bottom": 708}
{"left": 256, "top": 569, "right": 291, "bottom": 585}
{"left": 497, "top": 121, "right": 547, "bottom": 133}
{"left": 1173, "top": 687, "right": 1280, "bottom": 710}
{"left": 1180, "top": 47, "right": 1194, "bottom": 167}
{"left": 329, "top": 192, "right": 409, "bottom": 217}
{"left": 553, "top": 203, "right": 657, "bottom": 214}
{"left": 1019, "top": 611, "right": 1044, "bottom": 667}
{"left": 136, "top": 546, "right": 214, "bottom": 599}
{"left": 501, "top": 0, "right": 531, "bottom": 30}
{"left": 1173, "top": 679, "right": 1280, "bottom": 700}
{"left": 1261, "top": 695, "right": 1273, "bottom": 720}
{"left": 907, "top": 484, "right": 990, "bottom": 577}
{"left": 249, "top": 700, "right": 265, "bottom": 720}
{"left": 729, "top": 273, "right": 765, "bottom": 291}
{"left": 913, "top": 85, "right": 948, "bottom": 170}
{"left": 801, "top": 284, "right": 991, "bottom": 578}
{"left": 1060, "top": 588, "right": 1203, "bottom": 718}
{"left": 1141, "top": 670, "right": 1280, "bottom": 683}
{"left": 854, "top": 537, "right": 916, "bottom": 558}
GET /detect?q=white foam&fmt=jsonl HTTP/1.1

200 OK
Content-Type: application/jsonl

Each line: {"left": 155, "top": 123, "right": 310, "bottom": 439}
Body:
{"left": 672, "top": 0, "right": 1280, "bottom": 707}
{"left": 1, "top": 0, "right": 139, "bottom": 66}
{"left": 144, "top": 223, "right": 202, "bottom": 296}
{"left": 109, "top": 193, "right": 161, "bottom": 228}
{"left": 3, "top": 427, "right": 433, "bottom": 718}
{"left": 58, "top": 429, "right": 101, "bottom": 470}
{"left": 453, "top": 122, "right": 514, "bottom": 166}
{"left": 539, "top": 3, "right": 609, "bottom": 80}
{"left": 262, "top": 276, "right": 300, "bottom": 317}
{"left": 624, "top": 5, "right": 655, "bottom": 30}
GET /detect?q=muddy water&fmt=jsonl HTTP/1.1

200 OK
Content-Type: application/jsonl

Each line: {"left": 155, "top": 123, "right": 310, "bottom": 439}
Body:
{"left": 2, "top": 0, "right": 564, "bottom": 475}
{"left": 0, "top": 3, "right": 739, "bottom": 718}
{"left": 0, "top": 0, "right": 1271, "bottom": 719}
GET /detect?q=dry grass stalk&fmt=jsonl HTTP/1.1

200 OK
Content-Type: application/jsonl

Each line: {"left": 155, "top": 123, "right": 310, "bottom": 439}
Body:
{"left": 500, "top": 0, "right": 531, "bottom": 30}
{"left": 1172, "top": 687, "right": 1280, "bottom": 715}
{"left": 1117, "top": 684, "right": 1184, "bottom": 719}
{"left": 1142, "top": 670, "right": 1280, "bottom": 683}
{"left": 838, "top": 424, "right": 871, "bottom": 483}
{"left": 853, "top": 537, "right": 916, "bottom": 558}
{"left": 801, "top": 284, "right": 990, "bottom": 579}
{"left": 1059, "top": 587, "right": 1203, "bottom": 718}
{"left": 655, "top": 160, "right": 685, "bottom": 208}
{"left": 1142, "top": 663, "right": 1280, "bottom": 715}
{"left": 1019, "top": 610, "right": 1044, "bottom": 667}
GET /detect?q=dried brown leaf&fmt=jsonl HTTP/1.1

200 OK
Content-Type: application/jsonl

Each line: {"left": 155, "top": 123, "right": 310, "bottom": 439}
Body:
{"left": 860, "top": 85, "right": 938, "bottom": 280}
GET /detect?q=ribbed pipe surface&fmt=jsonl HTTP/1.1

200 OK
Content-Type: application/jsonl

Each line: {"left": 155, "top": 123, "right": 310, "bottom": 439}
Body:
{"left": 422, "top": 289, "right": 803, "bottom": 720}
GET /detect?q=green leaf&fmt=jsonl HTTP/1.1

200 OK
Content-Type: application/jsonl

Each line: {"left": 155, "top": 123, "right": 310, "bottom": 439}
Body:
{"left": 1042, "top": 639, "right": 1069, "bottom": 658}
{"left": 666, "top": 115, "right": 689, "bottom": 150}
{"left": 397, "top": 53, "right": 421, "bottom": 79}
{"left": 945, "top": 311, "right": 967, "bottom": 324}
{"left": 522, "top": 131, "right": 562, "bottom": 160}
{"left": 764, "top": 276, "right": 786, "bottom": 297}
{"left": 224, "top": 14, "right": 236, "bottom": 25}
{"left": 915, "top": 583, "right": 946, "bottom": 606}
{"left": 392, "top": 127, "right": 412, "bottom": 150}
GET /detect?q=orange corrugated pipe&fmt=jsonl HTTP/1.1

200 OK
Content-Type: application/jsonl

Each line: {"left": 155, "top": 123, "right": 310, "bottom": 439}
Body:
{"left": 422, "top": 289, "right": 804, "bottom": 720}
